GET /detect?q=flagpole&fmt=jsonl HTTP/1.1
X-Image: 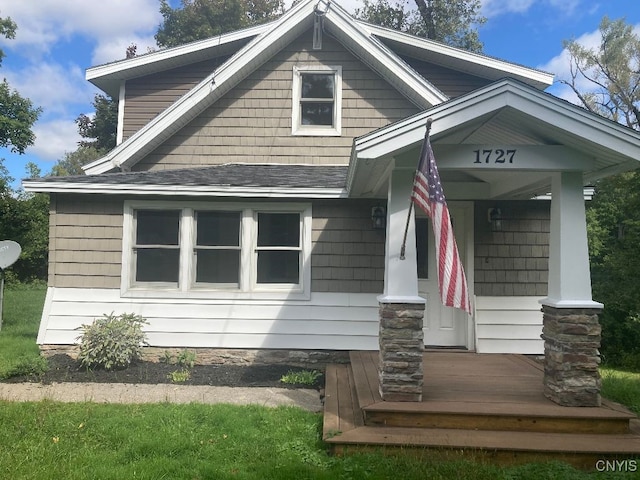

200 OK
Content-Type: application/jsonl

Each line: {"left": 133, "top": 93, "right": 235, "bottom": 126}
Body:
{"left": 399, "top": 117, "right": 432, "bottom": 260}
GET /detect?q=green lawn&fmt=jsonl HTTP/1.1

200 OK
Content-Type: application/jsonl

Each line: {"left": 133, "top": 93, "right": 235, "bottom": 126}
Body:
{"left": 0, "top": 287, "right": 47, "bottom": 379}
{"left": 0, "top": 287, "right": 637, "bottom": 479}
{"left": 0, "top": 401, "right": 628, "bottom": 480}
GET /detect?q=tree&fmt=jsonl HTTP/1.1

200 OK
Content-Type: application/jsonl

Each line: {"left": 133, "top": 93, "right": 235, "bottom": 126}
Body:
{"left": 561, "top": 17, "right": 640, "bottom": 130}
{"left": 0, "top": 15, "right": 42, "bottom": 154}
{"left": 75, "top": 94, "right": 118, "bottom": 152}
{"left": 155, "top": 0, "right": 284, "bottom": 48}
{"left": 355, "top": 0, "right": 485, "bottom": 52}
{"left": 564, "top": 17, "right": 640, "bottom": 368}
{"left": 50, "top": 146, "right": 103, "bottom": 177}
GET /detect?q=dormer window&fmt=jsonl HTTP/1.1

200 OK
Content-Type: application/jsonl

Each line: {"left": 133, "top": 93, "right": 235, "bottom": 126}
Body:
{"left": 292, "top": 65, "right": 342, "bottom": 136}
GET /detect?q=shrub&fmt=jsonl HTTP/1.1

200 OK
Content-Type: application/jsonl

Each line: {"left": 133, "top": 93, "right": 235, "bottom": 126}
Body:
{"left": 77, "top": 313, "right": 148, "bottom": 370}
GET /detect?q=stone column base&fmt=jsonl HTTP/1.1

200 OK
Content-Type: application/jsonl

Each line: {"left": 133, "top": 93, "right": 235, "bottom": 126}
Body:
{"left": 542, "top": 305, "right": 602, "bottom": 407}
{"left": 378, "top": 302, "right": 424, "bottom": 402}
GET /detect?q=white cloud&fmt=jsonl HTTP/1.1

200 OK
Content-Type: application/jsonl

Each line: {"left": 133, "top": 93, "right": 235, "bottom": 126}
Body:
{"left": 31, "top": 119, "right": 82, "bottom": 162}
{"left": 1, "top": 61, "right": 94, "bottom": 116}
{"left": 481, "top": 0, "right": 580, "bottom": 18}
{"left": 0, "top": 0, "right": 161, "bottom": 60}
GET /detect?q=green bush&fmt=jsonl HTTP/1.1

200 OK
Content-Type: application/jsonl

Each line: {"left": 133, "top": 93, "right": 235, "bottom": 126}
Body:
{"left": 77, "top": 313, "right": 148, "bottom": 370}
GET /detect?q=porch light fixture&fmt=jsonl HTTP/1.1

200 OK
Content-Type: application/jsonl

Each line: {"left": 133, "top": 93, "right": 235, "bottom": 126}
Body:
{"left": 371, "top": 206, "right": 386, "bottom": 230}
{"left": 488, "top": 208, "right": 502, "bottom": 232}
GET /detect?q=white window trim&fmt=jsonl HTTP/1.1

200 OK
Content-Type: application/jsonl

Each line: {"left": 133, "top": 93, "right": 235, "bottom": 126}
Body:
{"left": 292, "top": 65, "right": 342, "bottom": 136}
{"left": 121, "top": 200, "right": 312, "bottom": 300}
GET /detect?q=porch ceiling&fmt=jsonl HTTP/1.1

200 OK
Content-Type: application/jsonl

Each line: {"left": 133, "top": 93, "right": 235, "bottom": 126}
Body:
{"left": 348, "top": 79, "right": 640, "bottom": 200}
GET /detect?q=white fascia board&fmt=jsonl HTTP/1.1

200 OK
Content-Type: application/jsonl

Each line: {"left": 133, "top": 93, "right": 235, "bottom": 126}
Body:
{"left": 86, "top": 22, "right": 271, "bottom": 82}
{"left": 21, "top": 181, "right": 348, "bottom": 199}
{"left": 359, "top": 23, "right": 554, "bottom": 89}
{"left": 325, "top": 6, "right": 447, "bottom": 107}
{"left": 84, "top": 0, "right": 317, "bottom": 175}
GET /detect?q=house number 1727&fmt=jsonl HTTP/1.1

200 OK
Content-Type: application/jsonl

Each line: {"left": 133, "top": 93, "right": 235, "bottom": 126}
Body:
{"left": 473, "top": 149, "right": 516, "bottom": 164}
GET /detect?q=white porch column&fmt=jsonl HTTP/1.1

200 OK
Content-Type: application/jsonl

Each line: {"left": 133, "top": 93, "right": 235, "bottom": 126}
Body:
{"left": 377, "top": 167, "right": 425, "bottom": 402}
{"left": 541, "top": 171, "right": 603, "bottom": 407}
{"left": 379, "top": 167, "right": 424, "bottom": 304}
{"left": 543, "top": 171, "right": 601, "bottom": 308}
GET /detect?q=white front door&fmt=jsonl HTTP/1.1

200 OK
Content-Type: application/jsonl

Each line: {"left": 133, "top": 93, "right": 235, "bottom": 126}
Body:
{"left": 417, "top": 203, "right": 472, "bottom": 348}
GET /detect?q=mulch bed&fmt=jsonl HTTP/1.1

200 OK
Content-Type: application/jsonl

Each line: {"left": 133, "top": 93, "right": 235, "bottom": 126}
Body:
{"left": 4, "top": 354, "right": 325, "bottom": 390}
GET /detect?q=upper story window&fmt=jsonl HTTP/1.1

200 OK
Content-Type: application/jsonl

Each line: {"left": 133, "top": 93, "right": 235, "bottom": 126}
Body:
{"left": 122, "top": 201, "right": 312, "bottom": 300}
{"left": 292, "top": 65, "right": 342, "bottom": 136}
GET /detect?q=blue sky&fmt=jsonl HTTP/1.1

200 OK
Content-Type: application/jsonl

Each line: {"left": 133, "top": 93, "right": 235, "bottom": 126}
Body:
{"left": 0, "top": 0, "right": 638, "bottom": 188}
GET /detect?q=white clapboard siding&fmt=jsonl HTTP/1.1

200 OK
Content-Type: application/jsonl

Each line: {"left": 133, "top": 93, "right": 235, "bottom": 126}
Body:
{"left": 38, "top": 287, "right": 380, "bottom": 350}
{"left": 474, "top": 296, "right": 544, "bottom": 354}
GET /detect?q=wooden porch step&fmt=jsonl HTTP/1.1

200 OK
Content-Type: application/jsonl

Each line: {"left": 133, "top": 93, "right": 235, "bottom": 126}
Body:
{"left": 326, "top": 425, "right": 640, "bottom": 470}
{"left": 363, "top": 400, "right": 634, "bottom": 434}
{"left": 349, "top": 350, "right": 635, "bottom": 434}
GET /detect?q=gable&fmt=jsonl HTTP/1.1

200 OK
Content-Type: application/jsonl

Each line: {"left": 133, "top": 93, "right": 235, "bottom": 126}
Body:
{"left": 133, "top": 32, "right": 420, "bottom": 172}
{"left": 123, "top": 56, "right": 229, "bottom": 141}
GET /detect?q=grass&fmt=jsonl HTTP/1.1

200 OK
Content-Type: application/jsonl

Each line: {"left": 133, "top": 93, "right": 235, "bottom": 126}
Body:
{"left": 0, "top": 287, "right": 638, "bottom": 478}
{"left": 280, "top": 369, "right": 322, "bottom": 385}
{"left": 601, "top": 367, "right": 640, "bottom": 415}
{"left": 0, "top": 401, "right": 629, "bottom": 480}
{"left": 0, "top": 287, "right": 48, "bottom": 379}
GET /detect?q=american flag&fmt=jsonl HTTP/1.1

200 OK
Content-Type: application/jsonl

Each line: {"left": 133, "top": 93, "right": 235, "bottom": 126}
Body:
{"left": 411, "top": 133, "right": 471, "bottom": 314}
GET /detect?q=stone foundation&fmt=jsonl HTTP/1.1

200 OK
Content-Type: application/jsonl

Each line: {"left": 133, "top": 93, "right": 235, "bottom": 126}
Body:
{"left": 378, "top": 302, "right": 425, "bottom": 402}
{"left": 541, "top": 305, "right": 603, "bottom": 407}
{"left": 39, "top": 345, "right": 349, "bottom": 368}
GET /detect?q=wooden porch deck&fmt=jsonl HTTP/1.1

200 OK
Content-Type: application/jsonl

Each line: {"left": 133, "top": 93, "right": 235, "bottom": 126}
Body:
{"left": 323, "top": 351, "right": 640, "bottom": 469}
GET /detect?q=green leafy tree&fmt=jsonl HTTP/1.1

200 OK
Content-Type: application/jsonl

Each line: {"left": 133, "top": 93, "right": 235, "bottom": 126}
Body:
{"left": 564, "top": 17, "right": 640, "bottom": 368}
{"left": 561, "top": 17, "right": 640, "bottom": 130}
{"left": 355, "top": 0, "right": 485, "bottom": 52}
{"left": 75, "top": 94, "right": 117, "bottom": 152}
{"left": 155, "top": 0, "right": 284, "bottom": 48}
{"left": 50, "top": 145, "right": 103, "bottom": 177}
{"left": 0, "top": 15, "right": 41, "bottom": 154}
{"left": 0, "top": 161, "right": 49, "bottom": 284}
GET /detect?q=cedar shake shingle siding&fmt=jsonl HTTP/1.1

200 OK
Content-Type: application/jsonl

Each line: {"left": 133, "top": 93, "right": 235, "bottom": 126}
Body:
{"left": 49, "top": 194, "right": 124, "bottom": 289}
{"left": 311, "top": 200, "right": 385, "bottom": 294}
{"left": 48, "top": 195, "right": 384, "bottom": 294}
{"left": 133, "top": 32, "right": 419, "bottom": 171}
{"left": 123, "top": 57, "right": 228, "bottom": 141}
{"left": 400, "top": 56, "right": 492, "bottom": 98}
{"left": 474, "top": 200, "right": 550, "bottom": 296}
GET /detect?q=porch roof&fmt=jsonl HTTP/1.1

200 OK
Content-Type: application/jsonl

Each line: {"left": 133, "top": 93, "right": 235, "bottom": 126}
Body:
{"left": 348, "top": 79, "right": 640, "bottom": 200}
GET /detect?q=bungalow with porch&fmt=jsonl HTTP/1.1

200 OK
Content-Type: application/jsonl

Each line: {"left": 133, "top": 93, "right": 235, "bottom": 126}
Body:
{"left": 24, "top": 0, "right": 640, "bottom": 411}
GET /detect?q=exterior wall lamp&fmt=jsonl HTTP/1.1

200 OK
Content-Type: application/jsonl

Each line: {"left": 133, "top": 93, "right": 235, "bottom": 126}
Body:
{"left": 488, "top": 207, "right": 502, "bottom": 232}
{"left": 371, "top": 206, "right": 386, "bottom": 230}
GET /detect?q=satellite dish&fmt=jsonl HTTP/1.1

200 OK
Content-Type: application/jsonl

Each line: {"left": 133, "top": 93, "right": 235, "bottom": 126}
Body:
{"left": 0, "top": 240, "right": 21, "bottom": 269}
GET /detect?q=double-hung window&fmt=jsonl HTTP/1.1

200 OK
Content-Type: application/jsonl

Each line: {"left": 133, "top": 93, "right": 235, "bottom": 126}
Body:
{"left": 123, "top": 202, "right": 311, "bottom": 299}
{"left": 292, "top": 65, "right": 342, "bottom": 136}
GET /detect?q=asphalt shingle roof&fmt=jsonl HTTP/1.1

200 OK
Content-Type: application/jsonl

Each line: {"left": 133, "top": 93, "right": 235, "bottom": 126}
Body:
{"left": 32, "top": 164, "right": 348, "bottom": 189}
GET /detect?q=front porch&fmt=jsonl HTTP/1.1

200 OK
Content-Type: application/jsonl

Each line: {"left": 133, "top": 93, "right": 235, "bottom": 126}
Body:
{"left": 323, "top": 351, "right": 640, "bottom": 469}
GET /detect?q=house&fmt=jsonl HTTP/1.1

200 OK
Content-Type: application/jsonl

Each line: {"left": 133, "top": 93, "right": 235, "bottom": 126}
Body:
{"left": 24, "top": 0, "right": 640, "bottom": 406}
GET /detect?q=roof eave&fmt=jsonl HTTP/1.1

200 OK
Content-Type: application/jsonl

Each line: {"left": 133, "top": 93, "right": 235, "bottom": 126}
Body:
{"left": 359, "top": 22, "right": 554, "bottom": 90}
{"left": 22, "top": 181, "right": 348, "bottom": 198}
{"left": 86, "top": 22, "right": 273, "bottom": 98}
